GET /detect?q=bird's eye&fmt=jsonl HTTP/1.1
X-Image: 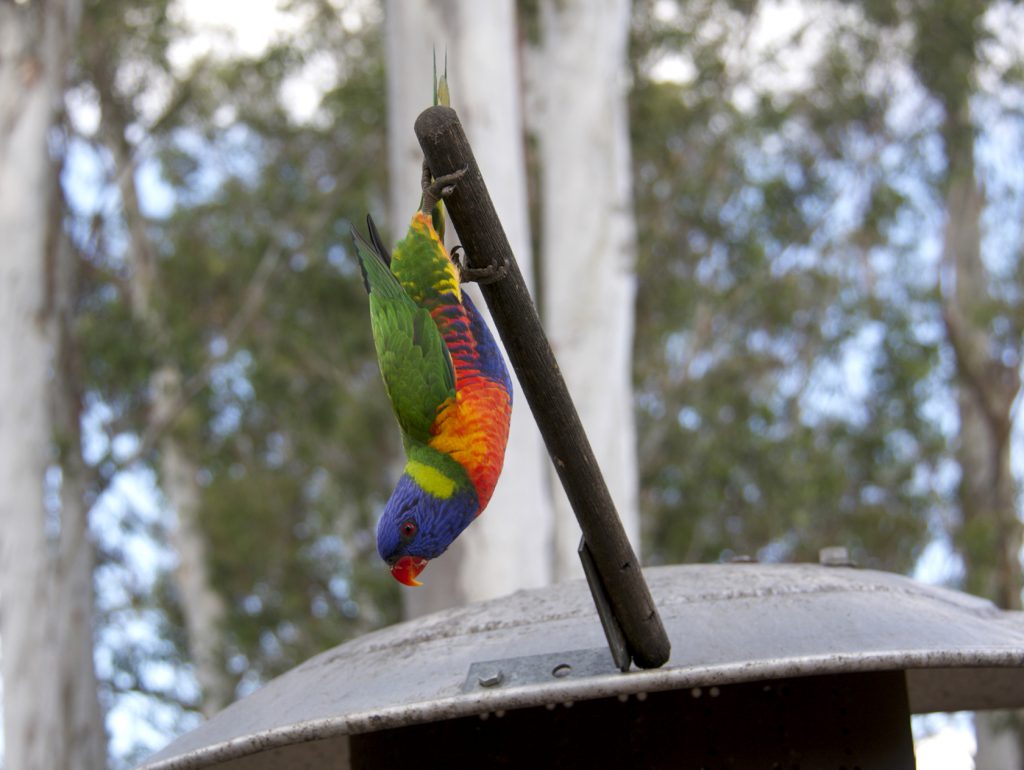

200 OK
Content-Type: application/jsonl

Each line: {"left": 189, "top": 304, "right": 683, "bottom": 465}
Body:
{"left": 400, "top": 520, "right": 417, "bottom": 539}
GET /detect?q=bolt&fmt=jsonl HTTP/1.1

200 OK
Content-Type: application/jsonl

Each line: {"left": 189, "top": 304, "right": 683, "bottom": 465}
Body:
{"left": 819, "top": 546, "right": 856, "bottom": 567}
{"left": 552, "top": 663, "right": 572, "bottom": 679}
{"left": 478, "top": 670, "right": 504, "bottom": 688}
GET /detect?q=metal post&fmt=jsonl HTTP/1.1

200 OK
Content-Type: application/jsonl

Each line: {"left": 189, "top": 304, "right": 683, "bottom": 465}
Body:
{"left": 414, "top": 105, "right": 670, "bottom": 669}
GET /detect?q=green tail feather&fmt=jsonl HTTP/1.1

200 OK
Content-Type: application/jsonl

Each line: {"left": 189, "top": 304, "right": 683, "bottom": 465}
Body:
{"left": 428, "top": 48, "right": 450, "bottom": 240}
{"left": 433, "top": 47, "right": 449, "bottom": 108}
{"left": 353, "top": 216, "right": 402, "bottom": 299}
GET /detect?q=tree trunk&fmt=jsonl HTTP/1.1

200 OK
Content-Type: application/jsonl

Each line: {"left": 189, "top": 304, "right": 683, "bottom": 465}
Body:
{"left": 528, "top": 0, "right": 641, "bottom": 580}
{"left": 385, "top": 0, "right": 555, "bottom": 615}
{"left": 52, "top": 228, "right": 108, "bottom": 770}
{"left": 0, "top": 1, "right": 98, "bottom": 768}
{"left": 941, "top": 135, "right": 1021, "bottom": 613}
{"left": 94, "top": 74, "right": 232, "bottom": 715}
{"left": 975, "top": 711, "right": 1024, "bottom": 770}
{"left": 153, "top": 367, "right": 232, "bottom": 716}
{"left": 940, "top": 105, "right": 1024, "bottom": 770}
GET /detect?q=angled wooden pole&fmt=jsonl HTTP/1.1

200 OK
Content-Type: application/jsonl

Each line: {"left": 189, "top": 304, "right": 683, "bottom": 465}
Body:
{"left": 415, "top": 105, "right": 670, "bottom": 669}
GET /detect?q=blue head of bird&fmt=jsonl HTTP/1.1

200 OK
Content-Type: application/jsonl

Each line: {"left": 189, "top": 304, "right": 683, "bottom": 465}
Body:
{"left": 376, "top": 472, "right": 478, "bottom": 586}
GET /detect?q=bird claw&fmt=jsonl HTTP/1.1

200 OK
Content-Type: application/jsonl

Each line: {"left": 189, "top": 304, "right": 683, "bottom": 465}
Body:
{"left": 420, "top": 163, "right": 468, "bottom": 214}
{"left": 451, "top": 244, "right": 507, "bottom": 285}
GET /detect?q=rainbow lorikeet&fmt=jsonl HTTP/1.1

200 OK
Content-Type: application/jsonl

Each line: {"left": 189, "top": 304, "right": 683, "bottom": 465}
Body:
{"left": 352, "top": 158, "right": 512, "bottom": 587}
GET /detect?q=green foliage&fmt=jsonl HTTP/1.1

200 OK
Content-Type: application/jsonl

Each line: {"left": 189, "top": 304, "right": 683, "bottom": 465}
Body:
{"left": 155, "top": 18, "right": 402, "bottom": 678}
{"left": 909, "top": 0, "right": 984, "bottom": 123}
{"left": 70, "top": 0, "right": 401, "bottom": 744}
{"left": 629, "top": 0, "right": 957, "bottom": 572}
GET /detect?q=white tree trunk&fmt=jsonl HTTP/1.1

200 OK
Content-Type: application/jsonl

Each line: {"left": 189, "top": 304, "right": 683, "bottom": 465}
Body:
{"left": 0, "top": 2, "right": 92, "bottom": 768}
{"left": 153, "top": 368, "right": 231, "bottom": 716}
{"left": 53, "top": 235, "right": 108, "bottom": 770}
{"left": 56, "top": 473, "right": 108, "bottom": 770}
{"left": 528, "top": 0, "right": 641, "bottom": 580}
{"left": 939, "top": 112, "right": 1024, "bottom": 770}
{"left": 385, "top": 0, "right": 555, "bottom": 615}
{"left": 975, "top": 711, "right": 1023, "bottom": 770}
{"left": 96, "top": 72, "right": 232, "bottom": 714}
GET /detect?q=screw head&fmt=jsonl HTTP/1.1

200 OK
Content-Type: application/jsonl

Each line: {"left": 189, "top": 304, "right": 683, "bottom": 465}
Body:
{"left": 478, "top": 670, "right": 504, "bottom": 688}
{"left": 819, "top": 546, "right": 856, "bottom": 567}
{"left": 552, "top": 663, "right": 572, "bottom": 678}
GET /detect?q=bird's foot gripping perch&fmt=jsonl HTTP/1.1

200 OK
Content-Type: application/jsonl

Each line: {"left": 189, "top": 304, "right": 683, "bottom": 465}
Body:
{"left": 450, "top": 244, "right": 507, "bottom": 285}
{"left": 420, "top": 162, "right": 467, "bottom": 215}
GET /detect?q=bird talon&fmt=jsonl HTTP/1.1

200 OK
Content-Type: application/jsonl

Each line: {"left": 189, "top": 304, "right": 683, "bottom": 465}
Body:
{"left": 457, "top": 257, "right": 508, "bottom": 285}
{"left": 421, "top": 165, "right": 468, "bottom": 214}
{"left": 420, "top": 161, "right": 432, "bottom": 195}
{"left": 471, "top": 263, "right": 508, "bottom": 285}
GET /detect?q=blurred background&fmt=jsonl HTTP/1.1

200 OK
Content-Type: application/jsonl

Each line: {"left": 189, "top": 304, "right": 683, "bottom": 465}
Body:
{"left": 1, "top": 0, "right": 1022, "bottom": 767}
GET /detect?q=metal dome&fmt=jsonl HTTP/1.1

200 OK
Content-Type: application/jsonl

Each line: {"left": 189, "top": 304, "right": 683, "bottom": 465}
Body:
{"left": 138, "top": 562, "right": 1024, "bottom": 770}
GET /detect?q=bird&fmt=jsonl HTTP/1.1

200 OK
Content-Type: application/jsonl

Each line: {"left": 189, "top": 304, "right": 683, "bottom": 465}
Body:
{"left": 351, "top": 55, "right": 512, "bottom": 586}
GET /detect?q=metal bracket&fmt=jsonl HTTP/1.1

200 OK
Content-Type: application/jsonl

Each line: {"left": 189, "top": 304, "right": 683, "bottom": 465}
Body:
{"left": 463, "top": 648, "right": 620, "bottom": 693}
{"left": 579, "top": 537, "right": 632, "bottom": 672}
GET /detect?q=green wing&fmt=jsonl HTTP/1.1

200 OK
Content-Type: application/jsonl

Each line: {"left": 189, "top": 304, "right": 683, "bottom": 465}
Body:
{"left": 353, "top": 216, "right": 455, "bottom": 445}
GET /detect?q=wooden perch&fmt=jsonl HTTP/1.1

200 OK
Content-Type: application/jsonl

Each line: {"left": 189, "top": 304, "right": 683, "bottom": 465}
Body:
{"left": 415, "top": 105, "right": 671, "bottom": 670}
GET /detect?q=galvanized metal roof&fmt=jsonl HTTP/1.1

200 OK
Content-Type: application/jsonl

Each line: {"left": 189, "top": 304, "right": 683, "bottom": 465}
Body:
{"left": 138, "top": 563, "right": 1024, "bottom": 770}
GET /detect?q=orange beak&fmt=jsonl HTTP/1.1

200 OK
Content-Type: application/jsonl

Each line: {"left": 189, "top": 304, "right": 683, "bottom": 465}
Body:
{"left": 391, "top": 556, "right": 428, "bottom": 587}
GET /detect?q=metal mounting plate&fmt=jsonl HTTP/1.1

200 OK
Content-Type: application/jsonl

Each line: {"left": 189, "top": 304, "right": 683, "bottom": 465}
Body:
{"left": 463, "top": 648, "right": 619, "bottom": 693}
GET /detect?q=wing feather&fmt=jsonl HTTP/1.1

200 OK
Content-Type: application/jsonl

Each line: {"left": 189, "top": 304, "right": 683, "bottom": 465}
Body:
{"left": 353, "top": 218, "right": 455, "bottom": 443}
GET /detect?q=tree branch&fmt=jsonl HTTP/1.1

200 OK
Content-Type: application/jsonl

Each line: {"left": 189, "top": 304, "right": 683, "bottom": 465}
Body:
{"left": 940, "top": 173, "right": 1020, "bottom": 441}
{"left": 116, "top": 243, "right": 284, "bottom": 469}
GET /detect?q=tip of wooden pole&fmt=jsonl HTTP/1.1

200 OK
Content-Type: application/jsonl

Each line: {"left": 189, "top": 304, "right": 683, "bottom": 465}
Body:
{"left": 414, "top": 104, "right": 459, "bottom": 142}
